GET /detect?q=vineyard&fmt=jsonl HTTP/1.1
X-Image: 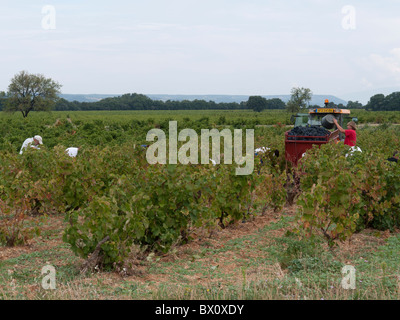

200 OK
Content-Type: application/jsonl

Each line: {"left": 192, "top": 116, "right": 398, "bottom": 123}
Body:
{"left": 1, "top": 109, "right": 400, "bottom": 300}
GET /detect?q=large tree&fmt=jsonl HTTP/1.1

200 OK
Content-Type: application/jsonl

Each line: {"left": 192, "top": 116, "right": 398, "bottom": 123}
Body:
{"left": 365, "top": 94, "right": 385, "bottom": 111}
{"left": 247, "top": 95, "right": 268, "bottom": 112}
{"left": 286, "top": 87, "right": 312, "bottom": 113}
{"left": 5, "top": 71, "right": 62, "bottom": 118}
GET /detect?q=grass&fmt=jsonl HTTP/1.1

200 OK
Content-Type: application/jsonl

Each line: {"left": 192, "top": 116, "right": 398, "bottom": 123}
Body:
{"left": 1, "top": 208, "right": 400, "bottom": 300}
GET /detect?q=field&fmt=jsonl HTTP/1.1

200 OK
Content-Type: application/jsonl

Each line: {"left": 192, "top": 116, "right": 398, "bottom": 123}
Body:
{"left": 1, "top": 109, "right": 400, "bottom": 300}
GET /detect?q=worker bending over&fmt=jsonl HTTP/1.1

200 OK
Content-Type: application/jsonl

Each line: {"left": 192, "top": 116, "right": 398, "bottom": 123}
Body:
{"left": 20, "top": 135, "right": 43, "bottom": 154}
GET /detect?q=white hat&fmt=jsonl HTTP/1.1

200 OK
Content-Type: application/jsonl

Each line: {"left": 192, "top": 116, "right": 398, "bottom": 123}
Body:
{"left": 34, "top": 135, "right": 43, "bottom": 145}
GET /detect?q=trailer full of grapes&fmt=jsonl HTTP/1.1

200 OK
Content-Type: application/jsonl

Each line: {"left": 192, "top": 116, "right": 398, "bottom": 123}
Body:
{"left": 285, "top": 126, "right": 339, "bottom": 166}
{"left": 285, "top": 100, "right": 350, "bottom": 167}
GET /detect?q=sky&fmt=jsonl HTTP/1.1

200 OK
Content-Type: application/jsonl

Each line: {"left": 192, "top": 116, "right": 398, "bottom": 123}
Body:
{"left": 1, "top": 0, "right": 400, "bottom": 103}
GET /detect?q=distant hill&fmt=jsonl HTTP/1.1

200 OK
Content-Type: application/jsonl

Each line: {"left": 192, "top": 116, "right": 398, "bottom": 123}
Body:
{"left": 60, "top": 94, "right": 118, "bottom": 103}
{"left": 60, "top": 93, "right": 348, "bottom": 107}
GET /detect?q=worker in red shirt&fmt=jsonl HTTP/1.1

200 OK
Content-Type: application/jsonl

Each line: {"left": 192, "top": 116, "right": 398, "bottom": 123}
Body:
{"left": 332, "top": 118, "right": 357, "bottom": 146}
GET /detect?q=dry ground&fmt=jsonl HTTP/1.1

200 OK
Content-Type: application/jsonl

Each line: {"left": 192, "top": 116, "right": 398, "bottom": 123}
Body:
{"left": 1, "top": 206, "right": 399, "bottom": 300}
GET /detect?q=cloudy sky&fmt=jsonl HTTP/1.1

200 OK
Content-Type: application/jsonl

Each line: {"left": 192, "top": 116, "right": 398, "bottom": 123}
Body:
{"left": 1, "top": 0, "right": 400, "bottom": 103}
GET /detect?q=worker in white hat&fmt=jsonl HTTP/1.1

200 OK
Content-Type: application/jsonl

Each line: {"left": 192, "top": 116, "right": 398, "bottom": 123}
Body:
{"left": 19, "top": 135, "right": 43, "bottom": 154}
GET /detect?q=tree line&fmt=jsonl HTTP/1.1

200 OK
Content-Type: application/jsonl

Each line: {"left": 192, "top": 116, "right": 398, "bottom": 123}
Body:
{"left": 54, "top": 94, "right": 287, "bottom": 112}
{"left": 365, "top": 92, "right": 400, "bottom": 111}
{"left": 0, "top": 71, "right": 287, "bottom": 115}
{"left": 1, "top": 71, "right": 399, "bottom": 117}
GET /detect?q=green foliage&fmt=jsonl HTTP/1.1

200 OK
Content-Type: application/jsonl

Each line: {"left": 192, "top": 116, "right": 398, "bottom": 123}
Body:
{"left": 0, "top": 149, "right": 43, "bottom": 245}
{"left": 255, "top": 155, "right": 287, "bottom": 213}
{"left": 295, "top": 140, "right": 400, "bottom": 246}
{"left": 350, "top": 153, "right": 400, "bottom": 231}
{"left": 207, "top": 165, "right": 257, "bottom": 227}
{"left": 62, "top": 157, "right": 263, "bottom": 268}
{"left": 296, "top": 144, "right": 361, "bottom": 246}
{"left": 0, "top": 137, "right": 265, "bottom": 267}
